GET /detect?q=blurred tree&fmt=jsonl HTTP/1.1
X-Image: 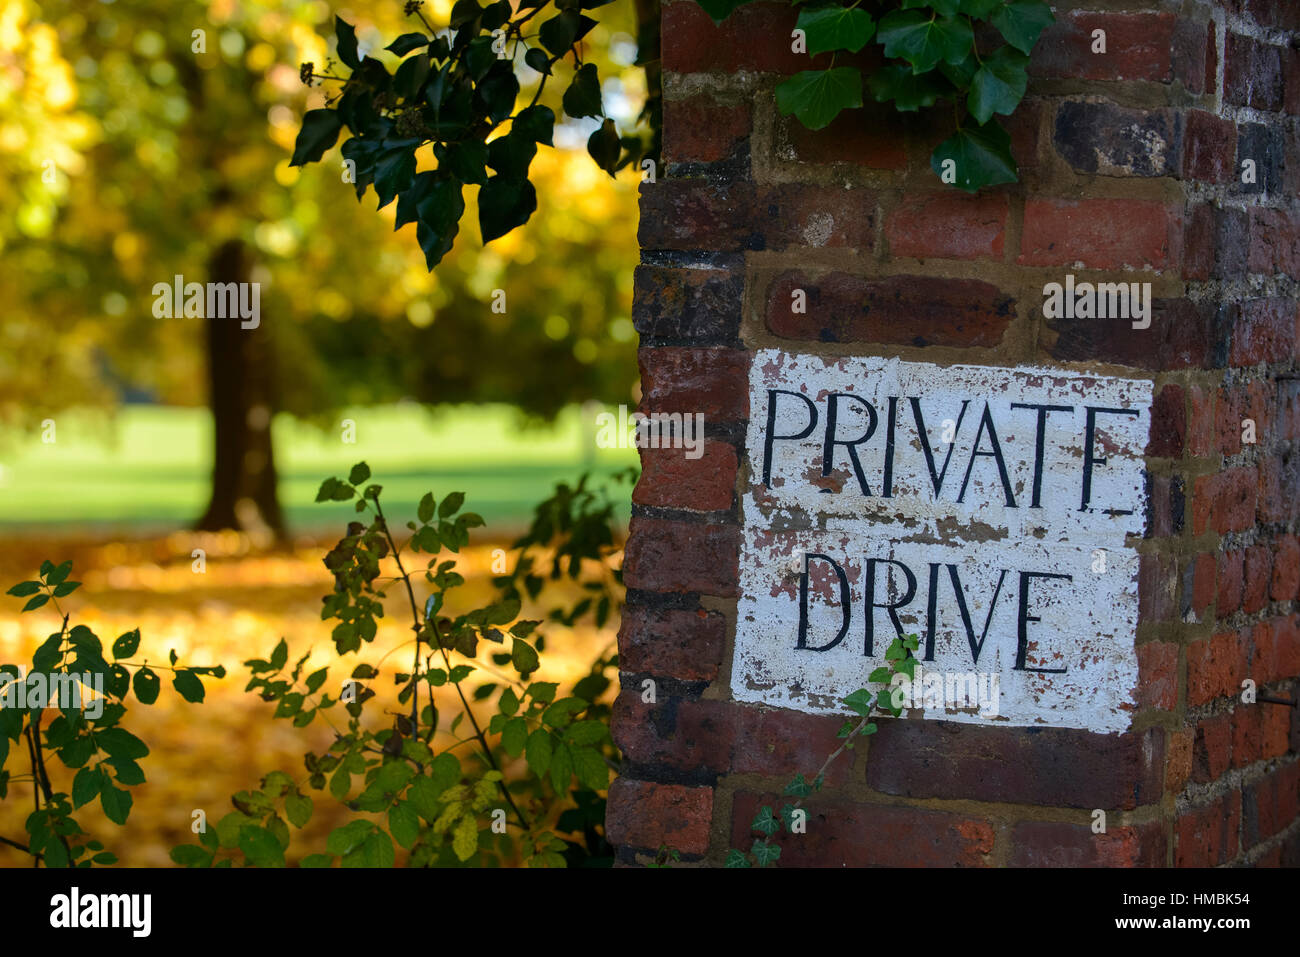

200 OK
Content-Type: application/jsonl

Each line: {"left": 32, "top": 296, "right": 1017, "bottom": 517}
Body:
{"left": 0, "top": 0, "right": 649, "bottom": 532}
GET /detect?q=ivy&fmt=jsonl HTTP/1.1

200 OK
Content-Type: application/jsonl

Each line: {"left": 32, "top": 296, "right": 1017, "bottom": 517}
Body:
{"left": 703, "top": 0, "right": 1054, "bottom": 191}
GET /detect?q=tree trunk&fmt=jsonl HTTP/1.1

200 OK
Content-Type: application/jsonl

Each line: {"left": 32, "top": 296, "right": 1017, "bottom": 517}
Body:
{"left": 195, "top": 239, "right": 286, "bottom": 540}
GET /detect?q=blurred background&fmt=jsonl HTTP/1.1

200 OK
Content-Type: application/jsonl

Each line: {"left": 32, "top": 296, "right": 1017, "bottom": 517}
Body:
{"left": 0, "top": 0, "right": 646, "bottom": 863}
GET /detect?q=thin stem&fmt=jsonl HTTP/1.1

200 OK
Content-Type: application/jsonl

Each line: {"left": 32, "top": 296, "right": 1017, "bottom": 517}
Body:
{"left": 0, "top": 835, "right": 38, "bottom": 859}
{"left": 372, "top": 499, "right": 422, "bottom": 731}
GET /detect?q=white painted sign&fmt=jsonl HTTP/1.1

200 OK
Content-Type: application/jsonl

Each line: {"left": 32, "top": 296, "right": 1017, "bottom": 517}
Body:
{"left": 733, "top": 351, "right": 1153, "bottom": 733}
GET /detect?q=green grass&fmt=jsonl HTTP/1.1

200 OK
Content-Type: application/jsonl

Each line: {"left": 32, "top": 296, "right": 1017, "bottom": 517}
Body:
{"left": 0, "top": 404, "right": 638, "bottom": 535}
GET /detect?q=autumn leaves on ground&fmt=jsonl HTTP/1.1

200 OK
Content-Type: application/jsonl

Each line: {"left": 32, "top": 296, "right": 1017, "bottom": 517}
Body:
{"left": 0, "top": 531, "right": 621, "bottom": 866}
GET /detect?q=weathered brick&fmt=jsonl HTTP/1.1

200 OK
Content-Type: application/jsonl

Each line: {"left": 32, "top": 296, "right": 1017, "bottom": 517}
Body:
{"left": 730, "top": 792, "right": 994, "bottom": 867}
{"left": 782, "top": 99, "right": 906, "bottom": 170}
{"left": 1231, "top": 298, "right": 1295, "bottom": 366}
{"left": 1271, "top": 535, "right": 1300, "bottom": 602}
{"left": 663, "top": 0, "right": 854, "bottom": 75}
{"left": 1168, "top": 728, "right": 1194, "bottom": 793}
{"left": 1253, "top": 615, "right": 1300, "bottom": 684}
{"left": 1236, "top": 122, "right": 1285, "bottom": 196}
{"left": 731, "top": 707, "right": 857, "bottom": 786}
{"left": 1278, "top": 379, "right": 1300, "bottom": 441}
{"left": 634, "top": 440, "right": 737, "bottom": 512}
{"left": 1031, "top": 13, "right": 1175, "bottom": 82}
{"left": 1139, "top": 552, "right": 1177, "bottom": 625}
{"left": 1218, "top": 548, "right": 1245, "bottom": 615}
{"left": 1009, "top": 820, "right": 1166, "bottom": 867}
{"left": 1182, "top": 204, "right": 1214, "bottom": 281}
{"left": 1243, "top": 545, "right": 1273, "bottom": 615}
{"left": 1247, "top": 208, "right": 1300, "bottom": 276}
{"left": 1192, "top": 712, "right": 1234, "bottom": 782}
{"left": 1186, "top": 385, "right": 1215, "bottom": 455}
{"left": 1054, "top": 102, "right": 1177, "bottom": 177}
{"left": 866, "top": 723, "right": 1165, "bottom": 810}
{"left": 1173, "top": 18, "right": 1215, "bottom": 94}
{"left": 633, "top": 265, "right": 743, "bottom": 343}
{"left": 617, "top": 602, "right": 726, "bottom": 682}
{"left": 1137, "top": 641, "right": 1178, "bottom": 711}
{"left": 1176, "top": 791, "right": 1241, "bottom": 866}
{"left": 1257, "top": 445, "right": 1300, "bottom": 523}
{"left": 766, "top": 272, "right": 1014, "bottom": 348}
{"left": 1046, "top": 299, "right": 1213, "bottom": 372}
{"left": 605, "top": 778, "right": 713, "bottom": 855}
{"left": 1244, "top": 762, "right": 1300, "bottom": 847}
{"left": 884, "top": 193, "right": 1007, "bottom": 261}
{"left": 623, "top": 516, "right": 740, "bottom": 596}
{"left": 638, "top": 346, "right": 748, "bottom": 420}
{"left": 1210, "top": 206, "right": 1250, "bottom": 280}
{"left": 1191, "top": 468, "right": 1257, "bottom": 535}
{"left": 612, "top": 692, "right": 734, "bottom": 775}
{"left": 662, "top": 96, "right": 751, "bottom": 166}
{"left": 1224, "top": 33, "right": 1284, "bottom": 111}
{"left": 1019, "top": 199, "right": 1173, "bottom": 270}
{"left": 1191, "top": 553, "right": 1216, "bottom": 616}
{"left": 1146, "top": 384, "right": 1185, "bottom": 458}
{"left": 1181, "top": 110, "right": 1236, "bottom": 183}
{"left": 1188, "top": 630, "right": 1248, "bottom": 706}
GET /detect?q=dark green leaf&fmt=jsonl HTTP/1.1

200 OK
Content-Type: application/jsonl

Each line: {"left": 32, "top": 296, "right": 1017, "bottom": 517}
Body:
{"left": 797, "top": 4, "right": 875, "bottom": 55}
{"left": 173, "top": 669, "right": 205, "bottom": 703}
{"left": 991, "top": 0, "right": 1055, "bottom": 55}
{"left": 877, "top": 10, "right": 973, "bottom": 73}
{"left": 967, "top": 45, "right": 1029, "bottom": 124}
{"left": 932, "top": 119, "right": 1017, "bottom": 191}
{"left": 695, "top": 0, "right": 754, "bottom": 23}
{"left": 561, "top": 62, "right": 603, "bottom": 119}
{"left": 387, "top": 32, "right": 430, "bottom": 56}
{"left": 111, "top": 629, "right": 140, "bottom": 660}
{"left": 290, "top": 109, "right": 343, "bottom": 167}
{"left": 869, "top": 61, "right": 953, "bottom": 110}
{"left": 132, "top": 667, "right": 160, "bottom": 705}
{"left": 478, "top": 176, "right": 537, "bottom": 244}
{"left": 774, "top": 68, "right": 863, "bottom": 131}
{"left": 239, "top": 825, "right": 286, "bottom": 867}
{"left": 100, "top": 783, "right": 132, "bottom": 825}
{"left": 6, "top": 580, "right": 40, "bottom": 597}
{"left": 586, "top": 118, "right": 621, "bottom": 177}
{"left": 510, "top": 637, "right": 539, "bottom": 675}
{"left": 334, "top": 15, "right": 360, "bottom": 69}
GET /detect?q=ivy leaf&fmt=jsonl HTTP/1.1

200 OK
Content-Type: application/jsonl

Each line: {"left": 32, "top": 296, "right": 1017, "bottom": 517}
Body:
{"left": 991, "top": 0, "right": 1055, "bottom": 55}
{"left": 967, "top": 45, "right": 1029, "bottom": 124}
{"left": 586, "top": 118, "right": 621, "bottom": 177}
{"left": 782, "top": 774, "right": 812, "bottom": 797}
{"left": 373, "top": 145, "right": 418, "bottom": 210}
{"left": 334, "top": 15, "right": 360, "bottom": 69}
{"left": 478, "top": 176, "right": 537, "bottom": 244}
{"left": 868, "top": 62, "right": 952, "bottom": 110}
{"left": 931, "top": 119, "right": 1017, "bottom": 192}
{"left": 539, "top": 10, "right": 596, "bottom": 56}
{"left": 843, "top": 688, "right": 874, "bottom": 717}
{"left": 960, "top": 0, "right": 1004, "bottom": 17}
{"left": 562, "top": 62, "right": 603, "bottom": 119}
{"left": 877, "top": 10, "right": 973, "bottom": 73}
{"left": 694, "top": 0, "right": 754, "bottom": 22}
{"left": 386, "top": 32, "right": 430, "bottom": 56}
{"left": 774, "top": 67, "right": 863, "bottom": 131}
{"left": 751, "top": 838, "right": 781, "bottom": 867}
{"left": 524, "top": 47, "right": 552, "bottom": 76}
{"left": 443, "top": 141, "right": 488, "bottom": 185}
{"left": 288, "top": 110, "right": 340, "bottom": 167}
{"left": 751, "top": 805, "right": 780, "bottom": 837}
{"left": 724, "top": 848, "right": 751, "bottom": 867}
{"left": 796, "top": 4, "right": 875, "bottom": 56}
{"left": 415, "top": 176, "right": 465, "bottom": 270}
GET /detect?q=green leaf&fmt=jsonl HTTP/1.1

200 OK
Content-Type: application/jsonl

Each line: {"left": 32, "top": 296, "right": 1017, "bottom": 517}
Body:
{"left": 52, "top": 581, "right": 81, "bottom": 597}
{"left": 526, "top": 729, "right": 553, "bottom": 776}
{"left": 170, "top": 845, "right": 213, "bottom": 868}
{"left": 548, "top": 740, "right": 573, "bottom": 791}
{"left": 586, "top": 118, "right": 621, "bottom": 177}
{"left": 72, "top": 767, "right": 103, "bottom": 809}
{"left": 430, "top": 752, "right": 461, "bottom": 793}
{"left": 299, "top": 853, "right": 333, "bottom": 868}
{"left": 6, "top": 580, "right": 40, "bottom": 597}
{"left": 290, "top": 109, "right": 343, "bottom": 167}
{"left": 932, "top": 119, "right": 1017, "bottom": 191}
{"left": 868, "top": 666, "right": 893, "bottom": 683}
{"left": 877, "top": 10, "right": 974, "bottom": 73}
{"left": 348, "top": 462, "right": 371, "bottom": 485}
{"left": 843, "top": 688, "right": 874, "bottom": 716}
{"left": 751, "top": 805, "right": 780, "bottom": 837}
{"left": 782, "top": 774, "right": 812, "bottom": 797}
{"left": 285, "top": 791, "right": 314, "bottom": 828}
{"left": 501, "top": 716, "right": 528, "bottom": 756}
{"left": 513, "top": 105, "right": 555, "bottom": 146}
{"left": 797, "top": 4, "right": 875, "bottom": 55}
{"left": 416, "top": 178, "right": 465, "bottom": 270}
{"left": 327, "top": 820, "right": 373, "bottom": 857}
{"left": 991, "top": 0, "right": 1055, "bottom": 55}
{"left": 452, "top": 813, "right": 478, "bottom": 862}
{"left": 960, "top": 0, "right": 1004, "bottom": 16}
{"left": 389, "top": 801, "right": 421, "bottom": 849}
{"left": 334, "top": 15, "right": 360, "bottom": 69}
{"left": 565, "top": 719, "right": 607, "bottom": 746}
{"left": 444, "top": 141, "right": 488, "bottom": 185}
{"left": 111, "top": 629, "right": 140, "bottom": 660}
{"left": 967, "top": 44, "right": 1028, "bottom": 124}
{"left": 22, "top": 594, "right": 49, "bottom": 612}
{"left": 562, "top": 62, "right": 603, "bottom": 120}
{"left": 774, "top": 68, "right": 863, "bottom": 131}
{"left": 869, "top": 62, "right": 952, "bottom": 110}
{"left": 752, "top": 838, "right": 781, "bottom": 867}
{"left": 46, "top": 560, "right": 73, "bottom": 586}
{"left": 510, "top": 637, "right": 540, "bottom": 675}
{"left": 478, "top": 176, "right": 536, "bottom": 244}
{"left": 270, "top": 639, "right": 288, "bottom": 672}
{"left": 386, "top": 32, "right": 429, "bottom": 56}
{"left": 570, "top": 746, "right": 608, "bottom": 789}
{"left": 524, "top": 47, "right": 552, "bottom": 76}
{"left": 100, "top": 783, "right": 132, "bottom": 825}
{"left": 239, "top": 825, "right": 286, "bottom": 867}
{"left": 173, "top": 669, "right": 206, "bottom": 703}
{"left": 438, "top": 491, "right": 465, "bottom": 518}
{"left": 724, "top": 848, "right": 752, "bottom": 867}
{"left": 418, "top": 492, "right": 436, "bottom": 524}
{"left": 695, "top": 0, "right": 754, "bottom": 23}
{"left": 97, "top": 727, "right": 149, "bottom": 760}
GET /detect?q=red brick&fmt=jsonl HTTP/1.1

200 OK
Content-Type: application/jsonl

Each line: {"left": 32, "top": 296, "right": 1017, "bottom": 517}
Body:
{"left": 1009, "top": 821, "right": 1166, "bottom": 867}
{"left": 1173, "top": 18, "right": 1214, "bottom": 94}
{"left": 1244, "top": 762, "right": 1300, "bottom": 847}
{"left": 1186, "top": 385, "right": 1215, "bottom": 456}
{"left": 1137, "top": 641, "right": 1178, "bottom": 711}
{"left": 1232, "top": 707, "right": 1263, "bottom": 768}
{"left": 783, "top": 99, "right": 906, "bottom": 170}
{"left": 662, "top": 96, "right": 750, "bottom": 165}
{"left": 1187, "top": 631, "right": 1247, "bottom": 706}
{"left": 1262, "top": 705, "right": 1291, "bottom": 759}
{"left": 1247, "top": 208, "right": 1300, "bottom": 276}
{"left": 1181, "top": 110, "right": 1236, "bottom": 183}
{"left": 1139, "top": 553, "right": 1177, "bottom": 625}
{"left": 1271, "top": 536, "right": 1300, "bottom": 602}
{"left": 1257, "top": 448, "right": 1300, "bottom": 523}
{"left": 1031, "top": 12, "right": 1175, "bottom": 83}
{"left": 731, "top": 708, "right": 857, "bottom": 786}
{"left": 884, "top": 193, "right": 1007, "bottom": 261}
{"left": 1218, "top": 548, "right": 1245, "bottom": 615}
{"left": 623, "top": 515, "right": 740, "bottom": 596}
{"left": 1192, "top": 713, "right": 1234, "bottom": 783}
{"left": 638, "top": 346, "right": 748, "bottom": 420}
{"left": 1176, "top": 791, "right": 1240, "bottom": 866}
{"left": 1047, "top": 298, "right": 1213, "bottom": 372}
{"left": 1167, "top": 728, "right": 1194, "bottom": 793}
{"left": 1224, "top": 32, "right": 1284, "bottom": 111}
{"left": 766, "top": 272, "right": 1014, "bottom": 348}
{"left": 634, "top": 441, "right": 737, "bottom": 512}
{"left": 1278, "top": 380, "right": 1300, "bottom": 441}
{"left": 1182, "top": 204, "right": 1215, "bottom": 280}
{"left": 605, "top": 778, "right": 713, "bottom": 855}
{"left": 1146, "top": 384, "right": 1185, "bottom": 457}
{"left": 1018, "top": 199, "right": 1173, "bottom": 270}
{"left": 730, "top": 792, "right": 993, "bottom": 867}
{"left": 611, "top": 692, "right": 734, "bottom": 774}
{"left": 1191, "top": 553, "right": 1216, "bottom": 615}
{"left": 867, "top": 723, "right": 1164, "bottom": 810}
{"left": 1242, "top": 545, "right": 1273, "bottom": 614}
{"left": 663, "top": 1, "right": 841, "bottom": 75}
{"left": 632, "top": 264, "right": 743, "bottom": 343}
{"left": 1216, "top": 467, "right": 1258, "bottom": 533}
{"left": 617, "top": 603, "right": 725, "bottom": 682}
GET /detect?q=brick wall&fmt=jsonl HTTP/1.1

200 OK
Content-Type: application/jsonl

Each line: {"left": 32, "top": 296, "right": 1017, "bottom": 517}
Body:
{"left": 608, "top": 0, "right": 1300, "bottom": 866}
